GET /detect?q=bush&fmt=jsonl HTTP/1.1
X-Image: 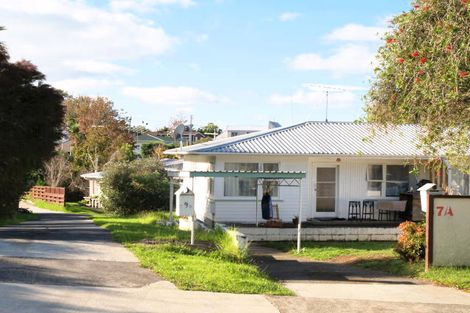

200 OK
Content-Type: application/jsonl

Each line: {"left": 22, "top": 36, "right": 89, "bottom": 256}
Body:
{"left": 100, "top": 158, "right": 169, "bottom": 215}
{"left": 395, "top": 221, "right": 426, "bottom": 263}
{"left": 213, "top": 228, "right": 249, "bottom": 263}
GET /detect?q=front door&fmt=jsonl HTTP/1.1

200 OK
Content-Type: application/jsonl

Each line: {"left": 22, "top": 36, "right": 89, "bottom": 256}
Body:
{"left": 314, "top": 166, "right": 337, "bottom": 217}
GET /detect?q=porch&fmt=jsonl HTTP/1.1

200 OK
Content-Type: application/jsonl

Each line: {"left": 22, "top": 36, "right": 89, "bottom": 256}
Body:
{"left": 225, "top": 219, "right": 400, "bottom": 242}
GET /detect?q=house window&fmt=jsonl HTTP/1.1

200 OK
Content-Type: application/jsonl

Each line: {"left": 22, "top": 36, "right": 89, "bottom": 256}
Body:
{"left": 367, "top": 165, "right": 383, "bottom": 197}
{"left": 386, "top": 165, "right": 410, "bottom": 197}
{"left": 224, "top": 163, "right": 259, "bottom": 196}
{"left": 367, "top": 165, "right": 410, "bottom": 197}
{"left": 262, "top": 163, "right": 279, "bottom": 197}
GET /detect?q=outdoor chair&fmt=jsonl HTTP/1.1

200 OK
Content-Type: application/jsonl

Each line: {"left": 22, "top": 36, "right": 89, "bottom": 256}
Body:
{"left": 348, "top": 201, "right": 361, "bottom": 220}
{"left": 378, "top": 209, "right": 391, "bottom": 221}
{"left": 362, "top": 200, "right": 375, "bottom": 221}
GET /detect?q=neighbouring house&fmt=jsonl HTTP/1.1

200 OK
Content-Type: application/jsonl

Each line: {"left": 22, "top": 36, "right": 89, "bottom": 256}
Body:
{"left": 134, "top": 133, "right": 166, "bottom": 155}
{"left": 216, "top": 121, "right": 281, "bottom": 139}
{"left": 80, "top": 171, "right": 103, "bottom": 208}
{"left": 165, "top": 121, "right": 449, "bottom": 225}
{"left": 151, "top": 126, "right": 205, "bottom": 145}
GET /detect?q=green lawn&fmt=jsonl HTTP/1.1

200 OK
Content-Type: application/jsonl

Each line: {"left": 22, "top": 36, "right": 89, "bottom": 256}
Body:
{"left": 29, "top": 199, "right": 291, "bottom": 295}
{"left": 263, "top": 241, "right": 395, "bottom": 260}
{"left": 0, "top": 212, "right": 37, "bottom": 227}
{"left": 265, "top": 240, "right": 470, "bottom": 292}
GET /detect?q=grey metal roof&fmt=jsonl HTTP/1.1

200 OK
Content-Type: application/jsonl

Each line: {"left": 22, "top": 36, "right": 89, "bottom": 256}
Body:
{"left": 165, "top": 121, "right": 425, "bottom": 158}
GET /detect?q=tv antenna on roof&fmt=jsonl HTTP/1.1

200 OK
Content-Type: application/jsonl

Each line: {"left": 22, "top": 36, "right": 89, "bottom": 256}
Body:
{"left": 174, "top": 124, "right": 185, "bottom": 149}
{"left": 302, "top": 83, "right": 346, "bottom": 122}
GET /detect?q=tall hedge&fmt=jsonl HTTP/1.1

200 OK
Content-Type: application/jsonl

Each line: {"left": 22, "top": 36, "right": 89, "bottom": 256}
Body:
{"left": 100, "top": 158, "right": 170, "bottom": 215}
{"left": 0, "top": 28, "right": 64, "bottom": 217}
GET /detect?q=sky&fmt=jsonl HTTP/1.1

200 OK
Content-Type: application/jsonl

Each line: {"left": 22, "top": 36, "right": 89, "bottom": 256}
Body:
{"left": 0, "top": 0, "right": 412, "bottom": 130}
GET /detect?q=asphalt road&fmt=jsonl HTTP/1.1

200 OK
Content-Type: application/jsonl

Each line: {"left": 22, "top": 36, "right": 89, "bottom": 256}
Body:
{"left": 0, "top": 205, "right": 160, "bottom": 287}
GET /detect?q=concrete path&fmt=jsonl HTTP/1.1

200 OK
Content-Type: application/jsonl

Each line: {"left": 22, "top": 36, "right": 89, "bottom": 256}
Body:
{"left": 252, "top": 244, "right": 470, "bottom": 312}
{"left": 0, "top": 203, "right": 278, "bottom": 313}
{"left": 0, "top": 281, "right": 277, "bottom": 313}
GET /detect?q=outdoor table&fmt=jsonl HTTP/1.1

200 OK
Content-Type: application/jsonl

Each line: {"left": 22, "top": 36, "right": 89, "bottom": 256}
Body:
{"left": 377, "top": 200, "right": 407, "bottom": 221}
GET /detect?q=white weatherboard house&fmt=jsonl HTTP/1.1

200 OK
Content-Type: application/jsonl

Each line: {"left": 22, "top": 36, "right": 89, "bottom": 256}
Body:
{"left": 165, "top": 121, "right": 433, "bottom": 225}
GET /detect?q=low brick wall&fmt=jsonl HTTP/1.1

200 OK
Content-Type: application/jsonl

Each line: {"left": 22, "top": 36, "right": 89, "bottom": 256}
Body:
{"left": 237, "top": 226, "right": 399, "bottom": 242}
{"left": 30, "top": 186, "right": 65, "bottom": 205}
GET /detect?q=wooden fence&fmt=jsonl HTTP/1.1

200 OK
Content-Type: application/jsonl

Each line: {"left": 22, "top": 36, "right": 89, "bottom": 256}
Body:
{"left": 30, "top": 186, "right": 65, "bottom": 205}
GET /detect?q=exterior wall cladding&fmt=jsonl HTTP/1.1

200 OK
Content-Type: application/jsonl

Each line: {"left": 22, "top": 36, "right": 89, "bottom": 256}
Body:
{"left": 180, "top": 154, "right": 429, "bottom": 224}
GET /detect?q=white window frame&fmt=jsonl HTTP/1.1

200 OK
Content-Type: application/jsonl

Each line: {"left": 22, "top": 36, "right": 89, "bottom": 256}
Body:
{"left": 367, "top": 164, "right": 410, "bottom": 198}
{"left": 223, "top": 162, "right": 281, "bottom": 198}
{"left": 261, "top": 163, "right": 280, "bottom": 198}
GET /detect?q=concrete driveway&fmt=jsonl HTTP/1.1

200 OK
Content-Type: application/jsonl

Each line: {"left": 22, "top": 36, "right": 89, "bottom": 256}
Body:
{"left": 0, "top": 204, "right": 157, "bottom": 287}
{"left": 251, "top": 245, "right": 470, "bottom": 313}
{"left": 0, "top": 203, "right": 277, "bottom": 313}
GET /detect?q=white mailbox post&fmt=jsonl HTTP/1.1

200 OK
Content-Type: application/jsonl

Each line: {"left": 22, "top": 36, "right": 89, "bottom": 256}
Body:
{"left": 175, "top": 187, "right": 196, "bottom": 245}
{"left": 418, "top": 183, "right": 436, "bottom": 212}
{"left": 175, "top": 187, "right": 194, "bottom": 216}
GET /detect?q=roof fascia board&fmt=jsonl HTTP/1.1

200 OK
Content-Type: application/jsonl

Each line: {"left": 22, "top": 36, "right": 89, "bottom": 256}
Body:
{"left": 189, "top": 171, "right": 306, "bottom": 179}
{"left": 167, "top": 151, "right": 429, "bottom": 159}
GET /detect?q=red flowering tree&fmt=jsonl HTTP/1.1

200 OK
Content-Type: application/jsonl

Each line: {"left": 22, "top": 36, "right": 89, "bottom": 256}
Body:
{"left": 366, "top": 0, "right": 470, "bottom": 172}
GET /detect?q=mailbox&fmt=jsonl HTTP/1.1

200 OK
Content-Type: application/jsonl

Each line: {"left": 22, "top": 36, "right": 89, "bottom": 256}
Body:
{"left": 417, "top": 183, "right": 437, "bottom": 212}
{"left": 175, "top": 187, "right": 194, "bottom": 216}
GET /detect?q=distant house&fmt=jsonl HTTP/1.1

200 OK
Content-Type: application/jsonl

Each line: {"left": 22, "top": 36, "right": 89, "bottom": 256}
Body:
{"left": 216, "top": 121, "right": 281, "bottom": 139}
{"left": 134, "top": 133, "right": 166, "bottom": 155}
{"left": 151, "top": 126, "right": 206, "bottom": 145}
{"left": 165, "top": 121, "right": 443, "bottom": 224}
{"left": 80, "top": 171, "right": 103, "bottom": 209}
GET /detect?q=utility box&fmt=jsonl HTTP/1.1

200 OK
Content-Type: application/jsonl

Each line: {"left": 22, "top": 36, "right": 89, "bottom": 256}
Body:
{"left": 175, "top": 187, "right": 194, "bottom": 217}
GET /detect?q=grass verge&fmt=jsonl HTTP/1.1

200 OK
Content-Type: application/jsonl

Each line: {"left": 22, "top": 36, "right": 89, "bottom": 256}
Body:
{"left": 265, "top": 240, "right": 470, "bottom": 292}
{"left": 30, "top": 199, "right": 291, "bottom": 295}
{"left": 0, "top": 212, "right": 37, "bottom": 227}
{"left": 263, "top": 241, "right": 395, "bottom": 261}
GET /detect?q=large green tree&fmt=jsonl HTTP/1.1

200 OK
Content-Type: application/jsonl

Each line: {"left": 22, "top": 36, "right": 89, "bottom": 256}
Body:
{"left": 0, "top": 28, "right": 64, "bottom": 216}
{"left": 65, "top": 96, "right": 134, "bottom": 172}
{"left": 198, "top": 122, "right": 221, "bottom": 138}
{"left": 366, "top": 0, "right": 470, "bottom": 172}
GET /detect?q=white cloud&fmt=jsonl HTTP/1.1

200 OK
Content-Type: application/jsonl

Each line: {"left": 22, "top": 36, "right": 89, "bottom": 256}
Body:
{"left": 269, "top": 87, "right": 360, "bottom": 109}
{"left": 325, "top": 23, "right": 387, "bottom": 42}
{"left": 52, "top": 78, "right": 122, "bottom": 94}
{"left": 288, "top": 44, "right": 377, "bottom": 76}
{"left": 122, "top": 86, "right": 221, "bottom": 106}
{"left": 110, "top": 0, "right": 196, "bottom": 11}
{"left": 0, "top": 0, "right": 176, "bottom": 78}
{"left": 279, "top": 12, "right": 301, "bottom": 22}
{"left": 302, "top": 83, "right": 367, "bottom": 92}
{"left": 63, "top": 60, "right": 133, "bottom": 75}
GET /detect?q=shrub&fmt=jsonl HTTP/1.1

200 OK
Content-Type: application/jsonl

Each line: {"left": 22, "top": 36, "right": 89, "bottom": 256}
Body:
{"left": 213, "top": 228, "right": 249, "bottom": 263}
{"left": 395, "top": 221, "right": 426, "bottom": 263}
{"left": 100, "top": 158, "right": 169, "bottom": 215}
